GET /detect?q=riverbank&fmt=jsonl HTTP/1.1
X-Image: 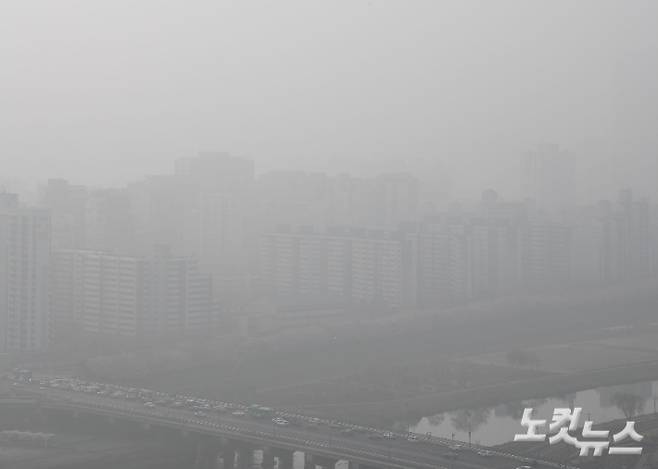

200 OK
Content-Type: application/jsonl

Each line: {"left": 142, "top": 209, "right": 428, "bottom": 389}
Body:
{"left": 290, "top": 358, "right": 658, "bottom": 426}
{"left": 27, "top": 280, "right": 658, "bottom": 431}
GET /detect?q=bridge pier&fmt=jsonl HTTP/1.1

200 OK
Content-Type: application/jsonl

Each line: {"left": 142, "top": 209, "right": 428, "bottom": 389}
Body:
{"left": 237, "top": 444, "right": 254, "bottom": 469}
{"left": 273, "top": 448, "right": 294, "bottom": 469}
{"left": 313, "top": 456, "right": 337, "bottom": 469}
{"left": 261, "top": 448, "right": 275, "bottom": 469}
{"left": 221, "top": 442, "right": 236, "bottom": 469}
{"left": 304, "top": 453, "right": 315, "bottom": 469}
{"left": 195, "top": 439, "right": 220, "bottom": 469}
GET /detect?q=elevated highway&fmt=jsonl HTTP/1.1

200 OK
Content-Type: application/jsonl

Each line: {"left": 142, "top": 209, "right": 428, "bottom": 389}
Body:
{"left": 5, "top": 381, "right": 578, "bottom": 469}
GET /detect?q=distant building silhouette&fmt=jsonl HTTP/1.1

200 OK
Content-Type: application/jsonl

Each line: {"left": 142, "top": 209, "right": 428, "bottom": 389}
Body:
{"left": 261, "top": 226, "right": 417, "bottom": 309}
{"left": 521, "top": 144, "right": 575, "bottom": 214}
{"left": 50, "top": 246, "right": 217, "bottom": 340}
{"left": 0, "top": 194, "right": 51, "bottom": 352}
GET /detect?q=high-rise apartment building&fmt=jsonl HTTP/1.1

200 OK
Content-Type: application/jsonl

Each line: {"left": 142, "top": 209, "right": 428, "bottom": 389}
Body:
{"left": 572, "top": 190, "right": 655, "bottom": 285}
{"left": 521, "top": 220, "right": 572, "bottom": 290}
{"left": 261, "top": 227, "right": 417, "bottom": 309}
{"left": 40, "top": 179, "right": 88, "bottom": 250}
{"left": 50, "top": 247, "right": 216, "bottom": 340}
{"left": 256, "top": 171, "right": 420, "bottom": 230}
{"left": 521, "top": 144, "right": 575, "bottom": 214}
{"left": 0, "top": 194, "right": 51, "bottom": 352}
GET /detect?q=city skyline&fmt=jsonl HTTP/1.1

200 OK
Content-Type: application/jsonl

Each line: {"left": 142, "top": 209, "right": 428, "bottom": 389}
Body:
{"left": 2, "top": 150, "right": 657, "bottom": 350}
{"left": 2, "top": 3, "right": 658, "bottom": 468}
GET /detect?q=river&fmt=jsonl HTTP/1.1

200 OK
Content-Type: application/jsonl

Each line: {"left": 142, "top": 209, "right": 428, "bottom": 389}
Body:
{"left": 410, "top": 380, "right": 658, "bottom": 446}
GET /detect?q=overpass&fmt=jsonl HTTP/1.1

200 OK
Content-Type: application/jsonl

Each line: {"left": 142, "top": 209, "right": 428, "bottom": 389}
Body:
{"left": 5, "top": 381, "right": 578, "bottom": 469}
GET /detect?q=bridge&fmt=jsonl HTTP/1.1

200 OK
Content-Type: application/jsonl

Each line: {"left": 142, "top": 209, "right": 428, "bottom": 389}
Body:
{"left": 4, "top": 380, "right": 578, "bottom": 469}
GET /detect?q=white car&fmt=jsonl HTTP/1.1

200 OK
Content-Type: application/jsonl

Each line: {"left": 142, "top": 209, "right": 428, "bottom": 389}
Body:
{"left": 273, "top": 418, "right": 289, "bottom": 426}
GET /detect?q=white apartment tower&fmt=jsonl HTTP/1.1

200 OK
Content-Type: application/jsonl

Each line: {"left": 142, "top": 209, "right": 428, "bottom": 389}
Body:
{"left": 0, "top": 194, "right": 51, "bottom": 352}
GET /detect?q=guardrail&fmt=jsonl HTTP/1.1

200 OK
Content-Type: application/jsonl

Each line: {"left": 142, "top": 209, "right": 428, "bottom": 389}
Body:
{"left": 9, "top": 381, "right": 582, "bottom": 469}
{"left": 34, "top": 397, "right": 446, "bottom": 469}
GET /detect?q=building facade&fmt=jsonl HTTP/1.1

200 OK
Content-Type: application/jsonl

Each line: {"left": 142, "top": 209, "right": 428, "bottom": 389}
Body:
{"left": 50, "top": 248, "right": 216, "bottom": 340}
{"left": 0, "top": 194, "right": 51, "bottom": 352}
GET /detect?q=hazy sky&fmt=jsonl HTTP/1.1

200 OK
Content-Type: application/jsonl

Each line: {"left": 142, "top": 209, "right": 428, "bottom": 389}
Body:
{"left": 1, "top": 1, "right": 656, "bottom": 199}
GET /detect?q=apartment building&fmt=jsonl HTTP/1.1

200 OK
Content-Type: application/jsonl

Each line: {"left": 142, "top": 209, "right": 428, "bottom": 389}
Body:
{"left": 0, "top": 194, "right": 51, "bottom": 352}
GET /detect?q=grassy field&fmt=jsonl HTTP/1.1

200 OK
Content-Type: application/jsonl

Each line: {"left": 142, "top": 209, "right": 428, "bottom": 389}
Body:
{"left": 67, "top": 279, "right": 658, "bottom": 426}
{"left": 462, "top": 329, "right": 658, "bottom": 373}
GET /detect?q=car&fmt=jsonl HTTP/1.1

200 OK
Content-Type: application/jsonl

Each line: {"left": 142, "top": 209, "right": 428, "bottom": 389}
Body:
{"left": 476, "top": 450, "right": 493, "bottom": 457}
{"left": 515, "top": 466, "right": 534, "bottom": 469}
{"left": 383, "top": 432, "right": 396, "bottom": 440}
{"left": 407, "top": 434, "right": 418, "bottom": 442}
{"left": 143, "top": 402, "right": 156, "bottom": 408}
{"left": 272, "top": 418, "right": 289, "bottom": 426}
{"left": 194, "top": 411, "right": 209, "bottom": 417}
{"left": 232, "top": 410, "right": 246, "bottom": 417}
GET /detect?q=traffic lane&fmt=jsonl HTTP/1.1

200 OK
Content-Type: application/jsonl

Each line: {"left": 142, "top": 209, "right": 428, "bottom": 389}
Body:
{"left": 29, "top": 389, "right": 501, "bottom": 469}
{"left": 22, "top": 387, "right": 552, "bottom": 469}
{"left": 30, "top": 388, "right": 540, "bottom": 469}
{"left": 26, "top": 388, "right": 441, "bottom": 467}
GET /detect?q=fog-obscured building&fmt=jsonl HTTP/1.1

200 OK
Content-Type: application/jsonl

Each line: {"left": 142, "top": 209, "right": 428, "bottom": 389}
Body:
{"left": 0, "top": 194, "right": 51, "bottom": 352}
{"left": 50, "top": 247, "right": 216, "bottom": 341}
{"left": 261, "top": 227, "right": 417, "bottom": 309}
{"left": 469, "top": 218, "right": 522, "bottom": 299}
{"left": 572, "top": 190, "right": 654, "bottom": 285}
{"left": 129, "top": 153, "right": 256, "bottom": 309}
{"left": 521, "top": 144, "right": 575, "bottom": 214}
{"left": 40, "top": 179, "right": 87, "bottom": 250}
{"left": 521, "top": 220, "right": 572, "bottom": 291}
{"left": 256, "top": 171, "right": 419, "bottom": 230}
{"left": 86, "top": 188, "right": 136, "bottom": 255}
{"left": 416, "top": 194, "right": 525, "bottom": 307}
